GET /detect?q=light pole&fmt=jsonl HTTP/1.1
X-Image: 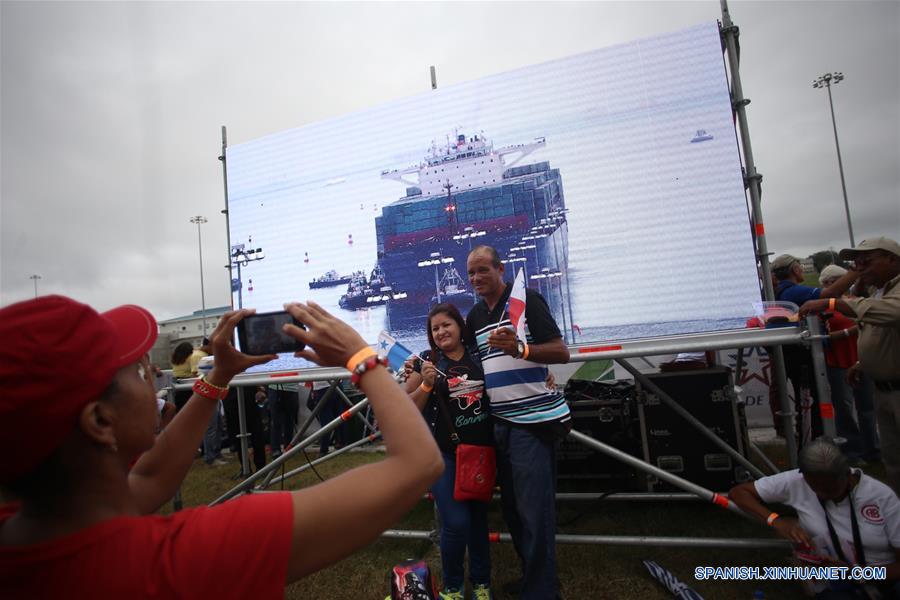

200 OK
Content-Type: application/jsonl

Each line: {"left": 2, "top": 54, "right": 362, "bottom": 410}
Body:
{"left": 190, "top": 216, "right": 209, "bottom": 336}
{"left": 813, "top": 71, "right": 854, "bottom": 248}
{"left": 29, "top": 274, "right": 41, "bottom": 298}
{"left": 229, "top": 243, "right": 265, "bottom": 309}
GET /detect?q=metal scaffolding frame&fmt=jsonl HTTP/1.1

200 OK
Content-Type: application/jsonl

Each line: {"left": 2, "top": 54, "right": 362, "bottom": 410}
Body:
{"left": 170, "top": 321, "right": 834, "bottom": 548}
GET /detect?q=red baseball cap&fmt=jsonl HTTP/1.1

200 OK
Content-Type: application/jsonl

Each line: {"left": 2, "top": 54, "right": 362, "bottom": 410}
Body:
{"left": 0, "top": 295, "right": 158, "bottom": 484}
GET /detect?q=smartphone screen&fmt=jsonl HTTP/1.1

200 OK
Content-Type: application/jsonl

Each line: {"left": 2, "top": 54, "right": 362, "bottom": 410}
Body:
{"left": 236, "top": 311, "right": 306, "bottom": 355}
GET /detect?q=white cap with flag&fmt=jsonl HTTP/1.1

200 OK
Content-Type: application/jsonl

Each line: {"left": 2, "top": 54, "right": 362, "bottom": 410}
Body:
{"left": 377, "top": 330, "right": 415, "bottom": 373}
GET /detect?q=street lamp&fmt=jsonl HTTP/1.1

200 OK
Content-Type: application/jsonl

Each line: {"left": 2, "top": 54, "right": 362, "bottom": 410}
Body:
{"left": 29, "top": 274, "right": 41, "bottom": 298}
{"left": 813, "top": 71, "right": 854, "bottom": 247}
{"left": 190, "top": 216, "right": 209, "bottom": 336}
{"left": 229, "top": 243, "right": 265, "bottom": 309}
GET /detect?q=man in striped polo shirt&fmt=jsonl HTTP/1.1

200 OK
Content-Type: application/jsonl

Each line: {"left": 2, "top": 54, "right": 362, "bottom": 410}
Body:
{"left": 465, "top": 245, "right": 570, "bottom": 600}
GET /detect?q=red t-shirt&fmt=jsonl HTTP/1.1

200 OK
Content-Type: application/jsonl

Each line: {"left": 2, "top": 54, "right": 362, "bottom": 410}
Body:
{"left": 823, "top": 311, "right": 859, "bottom": 369}
{"left": 0, "top": 492, "right": 293, "bottom": 599}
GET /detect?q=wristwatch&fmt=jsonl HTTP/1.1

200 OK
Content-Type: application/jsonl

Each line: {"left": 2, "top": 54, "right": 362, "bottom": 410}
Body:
{"left": 515, "top": 339, "right": 526, "bottom": 359}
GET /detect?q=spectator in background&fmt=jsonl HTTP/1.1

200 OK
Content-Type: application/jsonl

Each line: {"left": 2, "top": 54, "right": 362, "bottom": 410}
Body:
{"left": 268, "top": 385, "right": 298, "bottom": 459}
{"left": 308, "top": 381, "right": 347, "bottom": 457}
{"left": 223, "top": 387, "right": 267, "bottom": 472}
{"left": 170, "top": 342, "right": 195, "bottom": 412}
{"left": 818, "top": 265, "right": 879, "bottom": 466}
{"left": 771, "top": 254, "right": 858, "bottom": 447}
{"left": 801, "top": 236, "right": 900, "bottom": 496}
{"left": 171, "top": 339, "right": 225, "bottom": 466}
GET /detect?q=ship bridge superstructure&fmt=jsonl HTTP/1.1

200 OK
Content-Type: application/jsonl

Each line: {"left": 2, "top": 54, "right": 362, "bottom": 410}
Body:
{"left": 381, "top": 131, "right": 546, "bottom": 198}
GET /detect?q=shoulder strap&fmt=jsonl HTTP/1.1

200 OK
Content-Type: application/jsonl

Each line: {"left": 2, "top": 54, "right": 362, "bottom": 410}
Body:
{"left": 818, "top": 491, "right": 866, "bottom": 566}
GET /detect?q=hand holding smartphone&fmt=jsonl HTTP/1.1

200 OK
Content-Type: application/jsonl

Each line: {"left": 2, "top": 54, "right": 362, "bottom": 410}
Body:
{"left": 236, "top": 310, "right": 306, "bottom": 355}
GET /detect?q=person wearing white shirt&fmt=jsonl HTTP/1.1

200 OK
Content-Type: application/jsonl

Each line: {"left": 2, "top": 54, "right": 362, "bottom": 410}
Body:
{"left": 730, "top": 439, "right": 899, "bottom": 598}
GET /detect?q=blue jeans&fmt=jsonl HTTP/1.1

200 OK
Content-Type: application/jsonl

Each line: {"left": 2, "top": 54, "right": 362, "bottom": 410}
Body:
{"left": 431, "top": 451, "right": 491, "bottom": 590}
{"left": 203, "top": 401, "right": 223, "bottom": 463}
{"left": 494, "top": 421, "right": 558, "bottom": 600}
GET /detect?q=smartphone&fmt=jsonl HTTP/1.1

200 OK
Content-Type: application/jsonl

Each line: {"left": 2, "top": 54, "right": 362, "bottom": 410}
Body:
{"left": 236, "top": 310, "right": 306, "bottom": 355}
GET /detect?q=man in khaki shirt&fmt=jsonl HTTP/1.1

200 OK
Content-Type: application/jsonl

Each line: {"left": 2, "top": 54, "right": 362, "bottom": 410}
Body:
{"left": 801, "top": 236, "right": 900, "bottom": 496}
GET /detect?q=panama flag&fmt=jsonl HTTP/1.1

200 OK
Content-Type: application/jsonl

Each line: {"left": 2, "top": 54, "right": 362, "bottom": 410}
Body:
{"left": 508, "top": 267, "right": 527, "bottom": 343}
{"left": 377, "top": 330, "right": 415, "bottom": 373}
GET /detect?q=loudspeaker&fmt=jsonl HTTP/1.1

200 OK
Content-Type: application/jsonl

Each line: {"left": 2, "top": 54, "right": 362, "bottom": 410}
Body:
{"left": 637, "top": 367, "right": 749, "bottom": 492}
{"left": 559, "top": 380, "right": 644, "bottom": 491}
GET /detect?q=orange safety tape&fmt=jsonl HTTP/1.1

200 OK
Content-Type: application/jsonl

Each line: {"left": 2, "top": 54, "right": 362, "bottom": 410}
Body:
{"left": 712, "top": 493, "right": 730, "bottom": 508}
{"left": 577, "top": 345, "right": 623, "bottom": 354}
{"left": 820, "top": 403, "right": 835, "bottom": 420}
{"left": 755, "top": 223, "right": 765, "bottom": 237}
{"left": 488, "top": 532, "right": 500, "bottom": 543}
{"left": 340, "top": 410, "right": 352, "bottom": 421}
{"left": 269, "top": 372, "right": 300, "bottom": 378}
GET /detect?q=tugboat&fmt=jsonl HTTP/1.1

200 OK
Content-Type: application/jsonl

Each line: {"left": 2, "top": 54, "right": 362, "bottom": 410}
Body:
{"left": 308, "top": 269, "right": 352, "bottom": 289}
{"left": 373, "top": 129, "right": 576, "bottom": 341}
{"left": 690, "top": 129, "right": 714, "bottom": 143}
{"left": 430, "top": 265, "right": 475, "bottom": 312}
{"left": 339, "top": 265, "right": 406, "bottom": 310}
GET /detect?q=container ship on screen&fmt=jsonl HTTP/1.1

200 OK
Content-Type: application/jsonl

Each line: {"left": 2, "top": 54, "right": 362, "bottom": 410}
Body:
{"left": 374, "top": 131, "right": 575, "bottom": 340}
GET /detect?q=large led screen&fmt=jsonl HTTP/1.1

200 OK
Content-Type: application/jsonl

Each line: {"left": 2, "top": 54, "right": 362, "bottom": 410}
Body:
{"left": 227, "top": 22, "right": 761, "bottom": 371}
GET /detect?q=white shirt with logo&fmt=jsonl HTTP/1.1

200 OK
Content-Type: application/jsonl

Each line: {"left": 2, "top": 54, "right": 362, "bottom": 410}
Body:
{"left": 754, "top": 468, "right": 900, "bottom": 566}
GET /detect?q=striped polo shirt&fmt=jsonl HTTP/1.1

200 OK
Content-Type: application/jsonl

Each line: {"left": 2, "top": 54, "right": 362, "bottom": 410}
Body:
{"left": 468, "top": 286, "right": 571, "bottom": 426}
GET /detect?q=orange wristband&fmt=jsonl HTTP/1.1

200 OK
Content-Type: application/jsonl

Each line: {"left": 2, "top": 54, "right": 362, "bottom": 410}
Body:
{"left": 419, "top": 382, "right": 433, "bottom": 394}
{"left": 522, "top": 344, "right": 530, "bottom": 360}
{"left": 766, "top": 512, "right": 780, "bottom": 526}
{"left": 346, "top": 347, "right": 377, "bottom": 372}
{"left": 828, "top": 298, "right": 836, "bottom": 311}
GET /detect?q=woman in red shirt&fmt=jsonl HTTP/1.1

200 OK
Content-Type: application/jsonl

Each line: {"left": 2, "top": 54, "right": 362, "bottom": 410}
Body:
{"left": 0, "top": 297, "right": 443, "bottom": 599}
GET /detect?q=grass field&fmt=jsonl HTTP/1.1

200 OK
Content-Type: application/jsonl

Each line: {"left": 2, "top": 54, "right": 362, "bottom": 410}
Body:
{"left": 162, "top": 437, "right": 892, "bottom": 600}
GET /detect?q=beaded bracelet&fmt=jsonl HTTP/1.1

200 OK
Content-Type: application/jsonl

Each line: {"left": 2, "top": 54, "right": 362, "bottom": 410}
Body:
{"left": 192, "top": 376, "right": 229, "bottom": 401}
{"left": 350, "top": 355, "right": 389, "bottom": 387}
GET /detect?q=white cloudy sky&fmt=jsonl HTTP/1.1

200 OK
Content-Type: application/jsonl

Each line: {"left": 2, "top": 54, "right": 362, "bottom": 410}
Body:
{"left": 2, "top": 1, "right": 897, "bottom": 321}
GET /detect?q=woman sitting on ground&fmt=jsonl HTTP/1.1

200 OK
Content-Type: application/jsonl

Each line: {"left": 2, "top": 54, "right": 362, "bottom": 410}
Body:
{"left": 0, "top": 296, "right": 442, "bottom": 598}
{"left": 730, "top": 439, "right": 899, "bottom": 599}
{"left": 405, "top": 303, "right": 493, "bottom": 600}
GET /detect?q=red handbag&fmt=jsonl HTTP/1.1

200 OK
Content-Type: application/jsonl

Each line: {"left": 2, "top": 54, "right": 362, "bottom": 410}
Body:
{"left": 453, "top": 443, "right": 496, "bottom": 502}
{"left": 436, "top": 397, "right": 496, "bottom": 502}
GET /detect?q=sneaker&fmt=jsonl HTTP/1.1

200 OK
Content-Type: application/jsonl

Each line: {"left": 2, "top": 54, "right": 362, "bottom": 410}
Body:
{"left": 472, "top": 584, "right": 493, "bottom": 600}
{"left": 438, "top": 589, "right": 463, "bottom": 600}
{"left": 206, "top": 458, "right": 229, "bottom": 467}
